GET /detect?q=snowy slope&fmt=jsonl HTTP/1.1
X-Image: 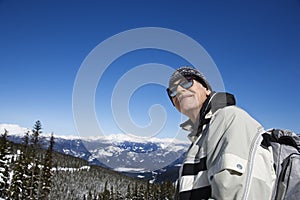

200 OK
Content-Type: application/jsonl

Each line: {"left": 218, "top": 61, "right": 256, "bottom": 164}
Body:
{"left": 1, "top": 124, "right": 189, "bottom": 181}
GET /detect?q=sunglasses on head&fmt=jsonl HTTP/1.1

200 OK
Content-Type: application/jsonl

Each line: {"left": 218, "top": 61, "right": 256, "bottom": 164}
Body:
{"left": 167, "top": 76, "right": 194, "bottom": 98}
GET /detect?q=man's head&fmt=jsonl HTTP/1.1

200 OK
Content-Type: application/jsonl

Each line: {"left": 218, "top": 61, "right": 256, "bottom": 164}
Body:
{"left": 167, "top": 66, "right": 212, "bottom": 122}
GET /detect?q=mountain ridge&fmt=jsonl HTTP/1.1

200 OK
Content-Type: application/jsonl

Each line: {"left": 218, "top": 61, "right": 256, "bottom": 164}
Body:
{"left": 0, "top": 123, "right": 189, "bottom": 182}
{"left": 0, "top": 123, "right": 189, "bottom": 144}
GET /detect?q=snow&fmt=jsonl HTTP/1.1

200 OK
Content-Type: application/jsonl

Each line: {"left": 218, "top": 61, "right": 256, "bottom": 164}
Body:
{"left": 127, "top": 151, "right": 136, "bottom": 157}
{"left": 91, "top": 148, "right": 113, "bottom": 158}
{"left": 51, "top": 166, "right": 90, "bottom": 172}
{"left": 0, "top": 123, "right": 59, "bottom": 139}
{"left": 114, "top": 167, "right": 145, "bottom": 172}
{"left": 0, "top": 124, "right": 31, "bottom": 137}
{"left": 0, "top": 123, "right": 190, "bottom": 145}
{"left": 90, "top": 146, "right": 125, "bottom": 159}
{"left": 1, "top": 123, "right": 189, "bottom": 172}
{"left": 93, "top": 133, "right": 189, "bottom": 145}
{"left": 106, "top": 146, "right": 123, "bottom": 154}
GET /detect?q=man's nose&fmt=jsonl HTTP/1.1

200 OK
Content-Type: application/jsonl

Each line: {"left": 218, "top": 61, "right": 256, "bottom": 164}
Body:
{"left": 176, "top": 85, "right": 187, "bottom": 95}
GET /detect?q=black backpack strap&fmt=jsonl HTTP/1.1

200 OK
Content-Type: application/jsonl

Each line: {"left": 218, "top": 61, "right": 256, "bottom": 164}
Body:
{"left": 272, "top": 129, "right": 300, "bottom": 153}
{"left": 261, "top": 129, "right": 300, "bottom": 152}
{"left": 261, "top": 131, "right": 276, "bottom": 149}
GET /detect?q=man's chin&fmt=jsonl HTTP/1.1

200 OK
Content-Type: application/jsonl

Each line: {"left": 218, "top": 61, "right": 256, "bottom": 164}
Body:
{"left": 181, "top": 107, "right": 197, "bottom": 116}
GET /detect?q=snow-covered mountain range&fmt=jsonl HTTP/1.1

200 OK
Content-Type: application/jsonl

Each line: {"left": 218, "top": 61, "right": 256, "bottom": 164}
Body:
{"left": 0, "top": 124, "right": 189, "bottom": 182}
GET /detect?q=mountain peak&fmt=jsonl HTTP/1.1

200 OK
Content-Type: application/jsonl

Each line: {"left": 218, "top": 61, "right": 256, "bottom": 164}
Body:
{"left": 0, "top": 123, "right": 31, "bottom": 137}
{"left": 0, "top": 123, "right": 189, "bottom": 145}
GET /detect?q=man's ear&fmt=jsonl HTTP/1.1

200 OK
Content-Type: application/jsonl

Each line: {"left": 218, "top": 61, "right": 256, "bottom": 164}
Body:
{"left": 205, "top": 89, "right": 212, "bottom": 96}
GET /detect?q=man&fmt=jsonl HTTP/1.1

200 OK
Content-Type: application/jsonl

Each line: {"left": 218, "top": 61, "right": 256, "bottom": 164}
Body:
{"left": 167, "top": 66, "right": 276, "bottom": 200}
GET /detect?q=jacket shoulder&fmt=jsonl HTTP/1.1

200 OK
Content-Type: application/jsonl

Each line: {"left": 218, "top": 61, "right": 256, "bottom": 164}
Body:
{"left": 207, "top": 105, "right": 263, "bottom": 154}
{"left": 212, "top": 105, "right": 255, "bottom": 122}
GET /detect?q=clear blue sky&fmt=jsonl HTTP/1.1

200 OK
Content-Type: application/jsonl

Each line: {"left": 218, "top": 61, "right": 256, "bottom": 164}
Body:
{"left": 1, "top": 0, "right": 299, "bottom": 140}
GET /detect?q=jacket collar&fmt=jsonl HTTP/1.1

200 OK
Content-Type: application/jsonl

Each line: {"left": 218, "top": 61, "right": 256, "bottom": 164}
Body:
{"left": 180, "top": 92, "right": 236, "bottom": 140}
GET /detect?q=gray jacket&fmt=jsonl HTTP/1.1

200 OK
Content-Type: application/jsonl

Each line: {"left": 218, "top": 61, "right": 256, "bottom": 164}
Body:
{"left": 177, "top": 93, "right": 276, "bottom": 200}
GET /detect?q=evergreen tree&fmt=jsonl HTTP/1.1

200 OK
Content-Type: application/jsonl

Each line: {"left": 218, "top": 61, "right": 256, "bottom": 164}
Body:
{"left": 23, "top": 131, "right": 30, "bottom": 146}
{"left": 102, "top": 180, "right": 110, "bottom": 199}
{"left": 40, "top": 133, "right": 54, "bottom": 199}
{"left": 29, "top": 160, "right": 41, "bottom": 200}
{"left": 87, "top": 190, "right": 92, "bottom": 200}
{"left": 8, "top": 150, "right": 25, "bottom": 200}
{"left": 115, "top": 190, "right": 123, "bottom": 200}
{"left": 159, "top": 181, "right": 166, "bottom": 200}
{"left": 151, "top": 183, "right": 159, "bottom": 200}
{"left": 132, "top": 181, "right": 138, "bottom": 200}
{"left": 125, "top": 183, "right": 131, "bottom": 200}
{"left": 109, "top": 185, "right": 114, "bottom": 200}
{"left": 145, "top": 182, "right": 151, "bottom": 199}
{"left": 165, "top": 181, "right": 175, "bottom": 200}
{"left": 138, "top": 184, "right": 145, "bottom": 200}
{"left": 31, "top": 120, "right": 42, "bottom": 148}
{"left": 22, "top": 131, "right": 30, "bottom": 158}
{"left": 29, "top": 120, "right": 43, "bottom": 200}
{"left": 0, "top": 129, "right": 11, "bottom": 199}
{"left": 21, "top": 131, "right": 32, "bottom": 198}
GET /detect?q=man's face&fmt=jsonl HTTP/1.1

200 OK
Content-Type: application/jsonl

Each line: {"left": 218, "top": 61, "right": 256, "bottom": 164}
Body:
{"left": 171, "top": 78, "right": 211, "bottom": 117}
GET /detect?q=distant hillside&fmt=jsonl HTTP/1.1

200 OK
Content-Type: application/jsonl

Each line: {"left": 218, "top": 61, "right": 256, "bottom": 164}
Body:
{"left": 1, "top": 123, "right": 189, "bottom": 183}
{"left": 6, "top": 137, "right": 175, "bottom": 200}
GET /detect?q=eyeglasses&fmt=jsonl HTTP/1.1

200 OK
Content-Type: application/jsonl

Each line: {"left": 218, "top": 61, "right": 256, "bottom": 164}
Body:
{"left": 167, "top": 76, "right": 194, "bottom": 98}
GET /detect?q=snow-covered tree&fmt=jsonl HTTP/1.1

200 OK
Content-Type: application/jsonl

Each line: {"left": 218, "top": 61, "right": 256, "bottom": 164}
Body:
{"left": 21, "top": 131, "right": 32, "bottom": 198}
{"left": 27, "top": 120, "right": 42, "bottom": 199}
{"left": 40, "top": 133, "right": 54, "bottom": 199}
{"left": 125, "top": 184, "right": 132, "bottom": 200}
{"left": 8, "top": 150, "right": 25, "bottom": 199}
{"left": 0, "top": 129, "right": 11, "bottom": 199}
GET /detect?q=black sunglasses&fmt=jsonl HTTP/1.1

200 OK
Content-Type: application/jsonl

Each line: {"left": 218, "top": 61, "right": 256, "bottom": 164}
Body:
{"left": 166, "top": 76, "right": 194, "bottom": 98}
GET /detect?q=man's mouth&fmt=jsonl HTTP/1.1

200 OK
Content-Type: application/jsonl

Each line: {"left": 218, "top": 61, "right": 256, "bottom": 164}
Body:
{"left": 178, "top": 94, "right": 193, "bottom": 103}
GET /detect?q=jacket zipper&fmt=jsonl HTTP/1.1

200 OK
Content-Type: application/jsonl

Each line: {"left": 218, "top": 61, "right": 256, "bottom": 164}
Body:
{"left": 242, "top": 129, "right": 264, "bottom": 199}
